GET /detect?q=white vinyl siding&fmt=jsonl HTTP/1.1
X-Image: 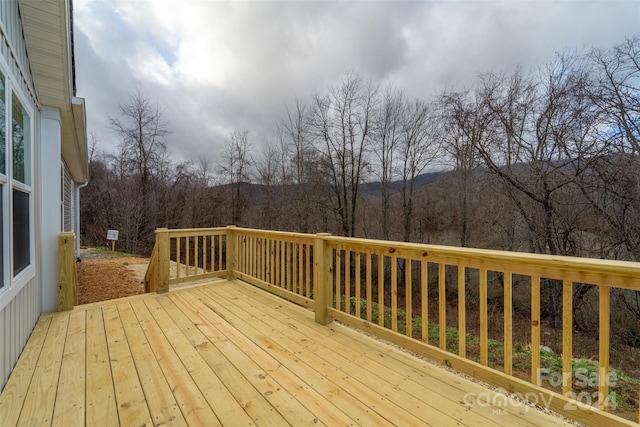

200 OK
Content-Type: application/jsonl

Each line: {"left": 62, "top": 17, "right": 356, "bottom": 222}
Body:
{"left": 0, "top": 1, "right": 36, "bottom": 104}
{"left": 0, "top": 274, "right": 39, "bottom": 388}
{"left": 0, "top": 0, "right": 41, "bottom": 394}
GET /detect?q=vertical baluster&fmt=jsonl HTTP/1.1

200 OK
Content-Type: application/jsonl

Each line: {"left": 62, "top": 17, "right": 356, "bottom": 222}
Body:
{"left": 262, "top": 238, "right": 267, "bottom": 283}
{"left": 268, "top": 239, "right": 271, "bottom": 282}
{"left": 176, "top": 237, "right": 181, "bottom": 280}
{"left": 253, "top": 236, "right": 258, "bottom": 279}
{"left": 185, "top": 237, "right": 190, "bottom": 277}
{"left": 355, "top": 252, "right": 361, "bottom": 318}
{"left": 254, "top": 236, "right": 258, "bottom": 277}
{"left": 298, "top": 243, "right": 304, "bottom": 296}
{"left": 378, "top": 253, "right": 384, "bottom": 326}
{"left": 218, "top": 234, "right": 223, "bottom": 271}
{"left": 336, "top": 249, "right": 342, "bottom": 311}
{"left": 247, "top": 236, "right": 252, "bottom": 277}
{"left": 366, "top": 252, "right": 372, "bottom": 322}
{"left": 211, "top": 234, "right": 215, "bottom": 271}
{"left": 252, "top": 236, "right": 256, "bottom": 278}
{"left": 202, "top": 235, "right": 208, "bottom": 273}
{"left": 293, "top": 243, "right": 299, "bottom": 294}
{"left": 274, "top": 240, "right": 280, "bottom": 286}
{"left": 391, "top": 255, "right": 398, "bottom": 332}
{"left": 260, "top": 238, "right": 264, "bottom": 281}
{"left": 405, "top": 259, "right": 412, "bottom": 337}
{"left": 504, "top": 272, "right": 513, "bottom": 375}
{"left": 562, "top": 280, "right": 572, "bottom": 395}
{"left": 305, "top": 244, "right": 311, "bottom": 297}
{"left": 479, "top": 269, "right": 488, "bottom": 365}
{"left": 458, "top": 265, "right": 466, "bottom": 358}
{"left": 289, "top": 242, "right": 293, "bottom": 291}
{"left": 599, "top": 285, "right": 610, "bottom": 411}
{"left": 237, "top": 235, "right": 242, "bottom": 274}
{"left": 345, "top": 249, "right": 351, "bottom": 314}
{"left": 422, "top": 260, "right": 428, "bottom": 342}
{"left": 531, "top": 275, "right": 541, "bottom": 385}
{"left": 194, "top": 235, "right": 199, "bottom": 276}
{"left": 298, "top": 242, "right": 303, "bottom": 293}
{"left": 284, "top": 242, "right": 289, "bottom": 290}
{"left": 439, "top": 264, "right": 446, "bottom": 350}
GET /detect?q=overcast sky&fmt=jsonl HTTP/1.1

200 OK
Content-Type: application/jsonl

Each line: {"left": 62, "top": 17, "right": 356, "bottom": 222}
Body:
{"left": 73, "top": 0, "right": 640, "bottom": 164}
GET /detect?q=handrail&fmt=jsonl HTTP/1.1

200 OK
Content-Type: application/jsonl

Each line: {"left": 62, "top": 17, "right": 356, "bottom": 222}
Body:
{"left": 326, "top": 235, "right": 640, "bottom": 290}
{"left": 145, "top": 226, "right": 640, "bottom": 425}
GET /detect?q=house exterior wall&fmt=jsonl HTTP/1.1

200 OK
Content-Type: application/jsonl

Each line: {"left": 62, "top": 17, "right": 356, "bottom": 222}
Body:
{"left": 0, "top": 0, "right": 46, "bottom": 392}
{"left": 0, "top": 0, "right": 87, "bottom": 393}
{"left": 40, "top": 107, "right": 63, "bottom": 313}
{"left": 0, "top": 0, "right": 37, "bottom": 108}
{"left": 0, "top": 275, "right": 38, "bottom": 386}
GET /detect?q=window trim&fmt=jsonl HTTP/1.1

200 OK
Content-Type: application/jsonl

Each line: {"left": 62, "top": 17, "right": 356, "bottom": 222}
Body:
{"left": 0, "top": 58, "right": 37, "bottom": 310}
{"left": 9, "top": 86, "right": 34, "bottom": 280}
{"left": 11, "top": 90, "right": 31, "bottom": 186}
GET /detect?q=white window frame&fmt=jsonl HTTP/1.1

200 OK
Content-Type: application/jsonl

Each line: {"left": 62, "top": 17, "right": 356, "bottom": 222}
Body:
{"left": 0, "top": 68, "right": 8, "bottom": 295}
{"left": 0, "top": 52, "right": 36, "bottom": 311}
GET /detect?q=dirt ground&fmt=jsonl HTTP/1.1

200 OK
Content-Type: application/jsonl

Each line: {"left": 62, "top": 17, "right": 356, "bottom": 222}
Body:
{"left": 77, "top": 248, "right": 149, "bottom": 305}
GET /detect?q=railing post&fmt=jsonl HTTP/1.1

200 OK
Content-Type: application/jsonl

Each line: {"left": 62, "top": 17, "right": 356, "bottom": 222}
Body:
{"left": 156, "top": 228, "right": 170, "bottom": 293}
{"left": 144, "top": 243, "right": 158, "bottom": 293}
{"left": 226, "top": 225, "right": 237, "bottom": 280}
{"left": 57, "top": 232, "right": 77, "bottom": 311}
{"left": 314, "top": 233, "right": 333, "bottom": 325}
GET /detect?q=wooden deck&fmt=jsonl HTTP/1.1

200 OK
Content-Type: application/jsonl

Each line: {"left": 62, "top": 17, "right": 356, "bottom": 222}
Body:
{"left": 0, "top": 279, "right": 574, "bottom": 426}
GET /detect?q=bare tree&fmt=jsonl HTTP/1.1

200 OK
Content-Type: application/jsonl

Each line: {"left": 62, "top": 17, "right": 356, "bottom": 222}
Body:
{"left": 278, "top": 99, "right": 323, "bottom": 232}
{"left": 309, "top": 71, "right": 378, "bottom": 237}
{"left": 397, "top": 99, "right": 442, "bottom": 242}
{"left": 588, "top": 35, "right": 640, "bottom": 154}
{"left": 219, "top": 130, "right": 253, "bottom": 225}
{"left": 372, "top": 85, "right": 403, "bottom": 239}
{"left": 108, "top": 90, "right": 170, "bottom": 252}
{"left": 580, "top": 36, "right": 640, "bottom": 260}
{"left": 439, "top": 89, "right": 489, "bottom": 247}
{"left": 255, "top": 142, "right": 283, "bottom": 229}
{"left": 473, "top": 54, "right": 600, "bottom": 256}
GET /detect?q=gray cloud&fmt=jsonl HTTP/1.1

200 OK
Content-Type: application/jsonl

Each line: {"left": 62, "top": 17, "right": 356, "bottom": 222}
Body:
{"left": 73, "top": 0, "right": 640, "bottom": 164}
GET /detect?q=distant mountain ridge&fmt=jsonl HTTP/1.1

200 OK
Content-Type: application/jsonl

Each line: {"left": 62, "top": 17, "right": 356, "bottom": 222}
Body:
{"left": 359, "top": 170, "right": 448, "bottom": 196}
{"left": 213, "top": 170, "right": 449, "bottom": 198}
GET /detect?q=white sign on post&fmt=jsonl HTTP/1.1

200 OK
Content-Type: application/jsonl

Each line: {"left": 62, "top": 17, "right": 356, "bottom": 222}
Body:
{"left": 107, "top": 230, "right": 119, "bottom": 251}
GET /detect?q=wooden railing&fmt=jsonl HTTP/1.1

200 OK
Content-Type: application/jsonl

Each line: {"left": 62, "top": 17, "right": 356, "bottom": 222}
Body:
{"left": 145, "top": 226, "right": 640, "bottom": 426}
{"left": 145, "top": 227, "right": 228, "bottom": 293}
{"left": 318, "top": 235, "right": 640, "bottom": 426}
{"left": 233, "top": 227, "right": 316, "bottom": 309}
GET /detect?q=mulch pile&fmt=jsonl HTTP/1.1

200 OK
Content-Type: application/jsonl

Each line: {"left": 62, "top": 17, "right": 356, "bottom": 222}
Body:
{"left": 76, "top": 256, "right": 148, "bottom": 305}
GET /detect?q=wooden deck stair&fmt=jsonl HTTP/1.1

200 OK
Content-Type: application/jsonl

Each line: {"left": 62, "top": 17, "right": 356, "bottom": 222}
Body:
{"left": 1, "top": 279, "right": 577, "bottom": 426}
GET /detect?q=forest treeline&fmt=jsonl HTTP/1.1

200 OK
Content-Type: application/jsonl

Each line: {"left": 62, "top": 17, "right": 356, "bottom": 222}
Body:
{"left": 81, "top": 36, "right": 639, "bottom": 263}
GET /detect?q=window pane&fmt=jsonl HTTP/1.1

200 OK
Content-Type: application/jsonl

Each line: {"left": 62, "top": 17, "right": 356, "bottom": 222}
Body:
{"left": 12, "top": 93, "right": 30, "bottom": 185}
{"left": 13, "top": 188, "right": 29, "bottom": 275}
{"left": 0, "top": 74, "right": 5, "bottom": 175}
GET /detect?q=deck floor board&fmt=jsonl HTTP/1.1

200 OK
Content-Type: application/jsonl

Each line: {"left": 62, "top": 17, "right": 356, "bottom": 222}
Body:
{"left": 209, "top": 281, "right": 566, "bottom": 427}
{"left": 52, "top": 310, "right": 86, "bottom": 427}
{"left": 196, "top": 285, "right": 466, "bottom": 426}
{"left": 0, "top": 279, "right": 573, "bottom": 426}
